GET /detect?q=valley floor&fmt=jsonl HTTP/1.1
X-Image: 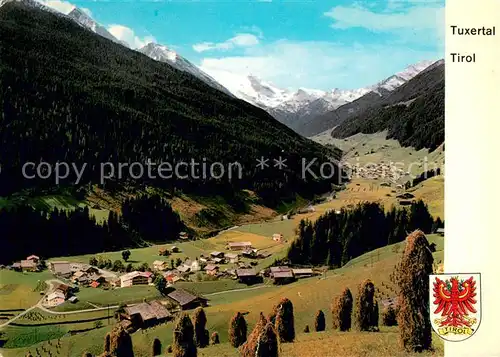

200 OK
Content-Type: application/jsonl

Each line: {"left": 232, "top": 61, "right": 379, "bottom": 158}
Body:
{"left": 0, "top": 233, "right": 444, "bottom": 357}
{"left": 0, "top": 132, "right": 445, "bottom": 357}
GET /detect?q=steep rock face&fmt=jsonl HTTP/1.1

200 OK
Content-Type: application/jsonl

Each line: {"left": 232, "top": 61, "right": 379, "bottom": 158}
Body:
{"left": 138, "top": 43, "right": 233, "bottom": 96}
{"left": 67, "top": 7, "right": 126, "bottom": 46}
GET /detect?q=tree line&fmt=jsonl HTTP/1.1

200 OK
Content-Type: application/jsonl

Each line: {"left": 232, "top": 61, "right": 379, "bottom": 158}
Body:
{"left": 0, "top": 194, "right": 183, "bottom": 264}
{"left": 287, "top": 200, "right": 442, "bottom": 267}
{"left": 405, "top": 167, "right": 442, "bottom": 189}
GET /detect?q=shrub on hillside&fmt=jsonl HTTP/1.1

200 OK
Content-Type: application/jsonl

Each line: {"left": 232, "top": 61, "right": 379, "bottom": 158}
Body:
{"left": 314, "top": 310, "right": 326, "bottom": 332}
{"left": 83, "top": 353, "right": 93, "bottom": 357}
{"left": 193, "top": 307, "right": 209, "bottom": 348}
{"left": 355, "top": 280, "right": 378, "bottom": 332}
{"left": 152, "top": 338, "right": 162, "bottom": 356}
{"left": 172, "top": 313, "right": 197, "bottom": 357}
{"left": 210, "top": 332, "right": 220, "bottom": 345}
{"left": 382, "top": 305, "right": 398, "bottom": 326}
{"left": 275, "top": 298, "right": 295, "bottom": 343}
{"left": 303, "top": 325, "right": 310, "bottom": 333}
{"left": 228, "top": 312, "right": 247, "bottom": 348}
{"left": 166, "top": 345, "right": 173, "bottom": 354}
{"left": 395, "top": 230, "right": 434, "bottom": 352}
{"left": 331, "top": 288, "right": 353, "bottom": 331}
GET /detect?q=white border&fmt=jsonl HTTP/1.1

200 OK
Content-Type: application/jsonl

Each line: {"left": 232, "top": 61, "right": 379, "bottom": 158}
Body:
{"left": 446, "top": 0, "right": 500, "bottom": 356}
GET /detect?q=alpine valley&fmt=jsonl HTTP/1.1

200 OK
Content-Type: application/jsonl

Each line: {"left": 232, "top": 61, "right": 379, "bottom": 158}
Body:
{"left": 0, "top": 2, "right": 446, "bottom": 357}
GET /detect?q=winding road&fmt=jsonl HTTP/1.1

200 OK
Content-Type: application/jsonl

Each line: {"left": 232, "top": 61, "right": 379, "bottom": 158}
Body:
{"left": 0, "top": 278, "right": 274, "bottom": 329}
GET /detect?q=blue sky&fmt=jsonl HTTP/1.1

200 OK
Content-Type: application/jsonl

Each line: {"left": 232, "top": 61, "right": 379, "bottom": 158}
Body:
{"left": 41, "top": 0, "right": 445, "bottom": 90}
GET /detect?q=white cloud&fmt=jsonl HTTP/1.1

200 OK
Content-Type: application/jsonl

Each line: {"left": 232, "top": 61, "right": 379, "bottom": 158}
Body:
{"left": 38, "top": 0, "right": 75, "bottom": 14}
{"left": 325, "top": 5, "right": 443, "bottom": 31}
{"left": 324, "top": 4, "right": 444, "bottom": 45}
{"left": 107, "top": 25, "right": 156, "bottom": 49}
{"left": 193, "top": 33, "right": 260, "bottom": 53}
{"left": 81, "top": 7, "right": 92, "bottom": 16}
{"left": 199, "top": 40, "right": 441, "bottom": 91}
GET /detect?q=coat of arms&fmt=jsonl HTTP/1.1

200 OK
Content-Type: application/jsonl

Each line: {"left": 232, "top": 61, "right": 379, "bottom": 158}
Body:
{"left": 429, "top": 273, "right": 481, "bottom": 341}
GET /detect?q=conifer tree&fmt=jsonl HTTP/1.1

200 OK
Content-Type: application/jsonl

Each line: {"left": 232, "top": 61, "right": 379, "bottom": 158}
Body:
{"left": 152, "top": 338, "right": 162, "bottom": 356}
{"left": 172, "top": 313, "right": 197, "bottom": 357}
{"left": 104, "top": 333, "right": 111, "bottom": 353}
{"left": 255, "top": 323, "right": 279, "bottom": 357}
{"left": 109, "top": 324, "right": 134, "bottom": 357}
{"left": 228, "top": 312, "right": 247, "bottom": 348}
{"left": 370, "top": 300, "right": 379, "bottom": 331}
{"left": 210, "top": 332, "right": 220, "bottom": 345}
{"left": 240, "top": 313, "right": 268, "bottom": 357}
{"left": 395, "top": 230, "right": 433, "bottom": 352}
{"left": 314, "top": 310, "right": 325, "bottom": 332}
{"left": 382, "top": 305, "right": 398, "bottom": 326}
{"left": 275, "top": 298, "right": 295, "bottom": 343}
{"left": 268, "top": 304, "right": 278, "bottom": 325}
{"left": 355, "top": 280, "right": 377, "bottom": 332}
{"left": 193, "top": 307, "right": 209, "bottom": 348}
{"left": 331, "top": 288, "right": 353, "bottom": 331}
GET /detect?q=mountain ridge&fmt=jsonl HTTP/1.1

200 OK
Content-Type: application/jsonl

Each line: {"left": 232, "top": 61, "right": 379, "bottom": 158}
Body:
{"left": 67, "top": 7, "right": 128, "bottom": 46}
{"left": 297, "top": 59, "right": 442, "bottom": 137}
{"left": 330, "top": 61, "right": 445, "bottom": 151}
{"left": 2, "top": 0, "right": 235, "bottom": 97}
{"left": 205, "top": 60, "right": 437, "bottom": 134}
{"left": 137, "top": 43, "right": 234, "bottom": 96}
{"left": 0, "top": 1, "right": 341, "bottom": 206}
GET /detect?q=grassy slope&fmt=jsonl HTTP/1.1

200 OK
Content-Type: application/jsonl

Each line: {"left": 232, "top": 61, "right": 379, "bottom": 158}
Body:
{"left": 0, "top": 235, "right": 444, "bottom": 357}
{"left": 0, "top": 187, "right": 280, "bottom": 235}
{"left": 311, "top": 130, "right": 444, "bottom": 219}
{"left": 0, "top": 271, "right": 54, "bottom": 310}
{"left": 312, "top": 130, "right": 445, "bottom": 177}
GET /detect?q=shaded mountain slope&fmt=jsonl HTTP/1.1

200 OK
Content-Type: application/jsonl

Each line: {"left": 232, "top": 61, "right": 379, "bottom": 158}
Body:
{"left": 300, "top": 91, "right": 386, "bottom": 137}
{"left": 0, "top": 2, "right": 342, "bottom": 205}
{"left": 331, "top": 62, "right": 444, "bottom": 151}
{"left": 299, "top": 60, "right": 443, "bottom": 138}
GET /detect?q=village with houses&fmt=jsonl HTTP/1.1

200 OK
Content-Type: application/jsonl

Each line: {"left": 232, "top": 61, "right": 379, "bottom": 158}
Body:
{"left": 1, "top": 230, "right": 321, "bottom": 335}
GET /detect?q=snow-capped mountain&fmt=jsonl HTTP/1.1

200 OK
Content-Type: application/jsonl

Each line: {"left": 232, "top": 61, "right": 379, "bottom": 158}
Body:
{"left": 137, "top": 43, "right": 233, "bottom": 96}
{"left": 369, "top": 60, "right": 436, "bottom": 93}
{"left": 67, "top": 8, "right": 127, "bottom": 46}
{"left": 0, "top": 0, "right": 58, "bottom": 14}
{"left": 0, "top": 0, "right": 126, "bottom": 46}
{"left": 205, "top": 60, "right": 437, "bottom": 131}
{"left": 3, "top": 0, "right": 233, "bottom": 97}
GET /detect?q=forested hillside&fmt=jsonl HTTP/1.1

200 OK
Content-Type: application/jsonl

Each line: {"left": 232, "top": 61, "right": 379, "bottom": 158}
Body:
{"left": 287, "top": 201, "right": 441, "bottom": 268}
{"left": 0, "top": 194, "right": 186, "bottom": 264}
{"left": 330, "top": 62, "right": 444, "bottom": 151}
{"left": 0, "top": 2, "right": 341, "bottom": 207}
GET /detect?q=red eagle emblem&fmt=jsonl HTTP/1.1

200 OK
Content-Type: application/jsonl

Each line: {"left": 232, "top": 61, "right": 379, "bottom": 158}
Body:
{"left": 432, "top": 276, "right": 477, "bottom": 328}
